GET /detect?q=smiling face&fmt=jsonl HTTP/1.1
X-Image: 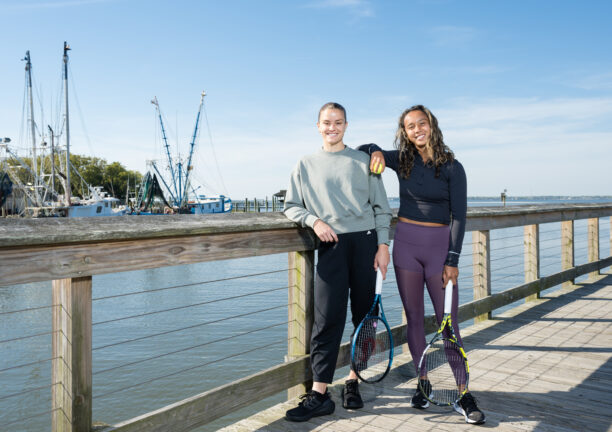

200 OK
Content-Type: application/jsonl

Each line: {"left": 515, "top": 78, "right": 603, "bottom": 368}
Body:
{"left": 403, "top": 109, "right": 432, "bottom": 158}
{"left": 317, "top": 108, "right": 348, "bottom": 151}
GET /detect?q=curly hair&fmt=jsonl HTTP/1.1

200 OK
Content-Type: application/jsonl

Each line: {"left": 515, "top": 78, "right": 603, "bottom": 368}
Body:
{"left": 394, "top": 105, "right": 454, "bottom": 178}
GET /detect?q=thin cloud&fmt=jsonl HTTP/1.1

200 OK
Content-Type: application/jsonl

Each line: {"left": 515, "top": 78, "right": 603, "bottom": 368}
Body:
{"left": 304, "top": 0, "right": 374, "bottom": 18}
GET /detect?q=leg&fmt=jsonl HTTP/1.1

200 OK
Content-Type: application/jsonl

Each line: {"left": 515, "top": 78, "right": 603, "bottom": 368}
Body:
{"left": 310, "top": 239, "right": 350, "bottom": 386}
{"left": 392, "top": 237, "right": 426, "bottom": 374}
{"left": 342, "top": 230, "right": 378, "bottom": 409}
{"left": 391, "top": 226, "right": 433, "bottom": 409}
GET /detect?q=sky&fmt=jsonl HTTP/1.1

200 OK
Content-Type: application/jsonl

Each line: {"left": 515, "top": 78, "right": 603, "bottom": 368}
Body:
{"left": 1, "top": 0, "right": 611, "bottom": 199}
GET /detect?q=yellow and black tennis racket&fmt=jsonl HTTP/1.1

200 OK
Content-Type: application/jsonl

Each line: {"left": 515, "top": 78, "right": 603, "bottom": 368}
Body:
{"left": 417, "top": 280, "right": 469, "bottom": 406}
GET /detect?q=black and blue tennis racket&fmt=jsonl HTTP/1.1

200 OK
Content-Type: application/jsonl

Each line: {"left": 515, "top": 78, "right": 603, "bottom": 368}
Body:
{"left": 350, "top": 269, "right": 394, "bottom": 383}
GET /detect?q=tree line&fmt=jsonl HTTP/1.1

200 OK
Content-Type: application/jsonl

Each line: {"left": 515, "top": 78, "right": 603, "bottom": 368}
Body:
{"left": 2, "top": 153, "right": 143, "bottom": 202}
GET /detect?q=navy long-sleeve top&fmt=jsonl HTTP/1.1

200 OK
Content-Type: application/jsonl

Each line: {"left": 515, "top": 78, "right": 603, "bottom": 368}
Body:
{"left": 358, "top": 144, "right": 467, "bottom": 267}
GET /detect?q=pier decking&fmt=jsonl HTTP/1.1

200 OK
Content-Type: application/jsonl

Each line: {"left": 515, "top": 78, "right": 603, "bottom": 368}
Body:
{"left": 222, "top": 273, "right": 612, "bottom": 432}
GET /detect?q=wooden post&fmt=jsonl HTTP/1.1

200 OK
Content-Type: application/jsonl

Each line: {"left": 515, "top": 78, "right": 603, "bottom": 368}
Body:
{"left": 587, "top": 218, "right": 600, "bottom": 279}
{"left": 52, "top": 276, "right": 92, "bottom": 432}
{"left": 244, "top": 198, "right": 248, "bottom": 212}
{"left": 287, "top": 250, "right": 315, "bottom": 400}
{"left": 524, "top": 224, "right": 540, "bottom": 301}
{"left": 561, "top": 220, "right": 574, "bottom": 289}
{"left": 472, "top": 230, "right": 491, "bottom": 322}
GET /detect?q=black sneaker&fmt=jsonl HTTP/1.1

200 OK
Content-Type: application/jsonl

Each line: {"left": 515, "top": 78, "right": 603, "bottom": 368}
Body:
{"left": 285, "top": 390, "right": 335, "bottom": 422}
{"left": 342, "top": 379, "right": 364, "bottom": 409}
{"left": 454, "top": 392, "right": 486, "bottom": 424}
{"left": 410, "top": 379, "right": 432, "bottom": 409}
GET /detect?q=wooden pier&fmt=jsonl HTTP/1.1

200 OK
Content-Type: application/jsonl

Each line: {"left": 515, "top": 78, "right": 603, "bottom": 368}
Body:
{"left": 221, "top": 272, "right": 612, "bottom": 432}
{"left": 0, "top": 203, "right": 610, "bottom": 432}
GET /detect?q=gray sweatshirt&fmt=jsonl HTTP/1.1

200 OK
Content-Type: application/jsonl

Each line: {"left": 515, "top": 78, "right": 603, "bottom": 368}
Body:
{"left": 284, "top": 146, "right": 392, "bottom": 245}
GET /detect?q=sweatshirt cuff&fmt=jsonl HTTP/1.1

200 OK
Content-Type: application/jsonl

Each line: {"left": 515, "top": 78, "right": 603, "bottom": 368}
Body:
{"left": 376, "top": 227, "right": 390, "bottom": 245}
{"left": 305, "top": 214, "right": 319, "bottom": 229}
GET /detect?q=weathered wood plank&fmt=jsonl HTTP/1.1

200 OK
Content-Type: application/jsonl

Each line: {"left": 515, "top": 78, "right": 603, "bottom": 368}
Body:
{"left": 561, "top": 220, "right": 574, "bottom": 289}
{"left": 0, "top": 228, "right": 316, "bottom": 286}
{"left": 588, "top": 218, "right": 600, "bottom": 279}
{"left": 1, "top": 204, "right": 611, "bottom": 249}
{"left": 524, "top": 224, "right": 540, "bottom": 301}
{"left": 287, "top": 250, "right": 314, "bottom": 399}
{"left": 52, "top": 276, "right": 92, "bottom": 432}
{"left": 472, "top": 230, "right": 491, "bottom": 322}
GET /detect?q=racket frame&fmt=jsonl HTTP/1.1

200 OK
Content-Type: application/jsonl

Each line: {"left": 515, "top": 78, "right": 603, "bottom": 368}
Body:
{"left": 350, "top": 269, "right": 394, "bottom": 383}
{"left": 417, "top": 280, "right": 470, "bottom": 406}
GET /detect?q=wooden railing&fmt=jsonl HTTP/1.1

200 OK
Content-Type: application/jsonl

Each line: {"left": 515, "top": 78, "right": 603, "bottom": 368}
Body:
{"left": 1, "top": 203, "right": 611, "bottom": 432}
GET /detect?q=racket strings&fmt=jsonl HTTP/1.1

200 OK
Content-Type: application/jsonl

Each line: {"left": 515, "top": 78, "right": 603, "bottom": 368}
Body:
{"left": 421, "top": 338, "right": 467, "bottom": 405}
{"left": 352, "top": 317, "right": 392, "bottom": 382}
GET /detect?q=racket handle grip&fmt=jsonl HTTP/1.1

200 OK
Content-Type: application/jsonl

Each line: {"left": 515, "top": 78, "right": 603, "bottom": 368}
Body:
{"left": 444, "top": 280, "right": 453, "bottom": 314}
{"left": 375, "top": 269, "right": 383, "bottom": 295}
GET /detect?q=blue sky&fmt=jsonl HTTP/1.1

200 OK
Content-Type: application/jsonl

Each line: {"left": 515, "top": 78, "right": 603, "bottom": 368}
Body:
{"left": 1, "top": 0, "right": 611, "bottom": 199}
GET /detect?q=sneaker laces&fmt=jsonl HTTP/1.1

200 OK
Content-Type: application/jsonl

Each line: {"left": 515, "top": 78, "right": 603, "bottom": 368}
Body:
{"left": 345, "top": 380, "right": 359, "bottom": 395}
{"left": 298, "top": 391, "right": 322, "bottom": 408}
{"left": 460, "top": 392, "right": 479, "bottom": 411}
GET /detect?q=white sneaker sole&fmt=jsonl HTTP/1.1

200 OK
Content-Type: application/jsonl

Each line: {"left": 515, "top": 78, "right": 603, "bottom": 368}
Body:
{"left": 453, "top": 402, "right": 486, "bottom": 424}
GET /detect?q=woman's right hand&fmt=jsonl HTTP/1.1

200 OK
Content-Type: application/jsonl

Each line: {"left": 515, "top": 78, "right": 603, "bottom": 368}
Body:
{"left": 313, "top": 219, "right": 338, "bottom": 242}
{"left": 370, "top": 151, "right": 386, "bottom": 174}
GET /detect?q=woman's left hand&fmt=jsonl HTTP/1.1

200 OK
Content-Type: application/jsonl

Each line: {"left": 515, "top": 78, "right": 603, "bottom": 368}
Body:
{"left": 442, "top": 265, "right": 458, "bottom": 287}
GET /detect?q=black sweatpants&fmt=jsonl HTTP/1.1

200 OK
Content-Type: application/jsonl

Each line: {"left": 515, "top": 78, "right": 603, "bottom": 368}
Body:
{"left": 310, "top": 229, "right": 378, "bottom": 383}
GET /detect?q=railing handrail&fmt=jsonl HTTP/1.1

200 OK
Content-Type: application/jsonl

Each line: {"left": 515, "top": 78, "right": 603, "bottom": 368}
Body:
{"left": 1, "top": 202, "right": 611, "bottom": 249}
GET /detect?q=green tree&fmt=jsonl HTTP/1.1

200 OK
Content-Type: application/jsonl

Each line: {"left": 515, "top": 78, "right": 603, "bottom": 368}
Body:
{"left": 1, "top": 153, "right": 142, "bottom": 202}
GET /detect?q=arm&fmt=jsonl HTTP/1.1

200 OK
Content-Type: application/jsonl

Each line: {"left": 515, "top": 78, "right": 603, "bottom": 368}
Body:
{"left": 283, "top": 163, "right": 338, "bottom": 242}
{"left": 368, "top": 171, "right": 393, "bottom": 278}
{"left": 356, "top": 143, "right": 399, "bottom": 173}
{"left": 443, "top": 161, "right": 467, "bottom": 286}
{"left": 283, "top": 163, "right": 319, "bottom": 229}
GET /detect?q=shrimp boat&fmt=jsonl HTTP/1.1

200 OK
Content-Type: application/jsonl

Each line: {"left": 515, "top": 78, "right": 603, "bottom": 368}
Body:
{"left": 134, "top": 92, "right": 231, "bottom": 214}
{"left": 0, "top": 42, "right": 126, "bottom": 217}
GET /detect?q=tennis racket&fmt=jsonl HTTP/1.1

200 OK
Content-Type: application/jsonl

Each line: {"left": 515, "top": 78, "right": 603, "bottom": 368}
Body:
{"left": 417, "top": 280, "right": 469, "bottom": 406}
{"left": 350, "top": 269, "right": 394, "bottom": 383}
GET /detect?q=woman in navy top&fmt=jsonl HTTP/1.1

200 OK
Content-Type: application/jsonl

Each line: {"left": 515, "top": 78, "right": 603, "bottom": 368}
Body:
{"left": 359, "top": 105, "right": 485, "bottom": 425}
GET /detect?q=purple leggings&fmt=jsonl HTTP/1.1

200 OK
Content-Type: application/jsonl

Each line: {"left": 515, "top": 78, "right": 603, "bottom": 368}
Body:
{"left": 393, "top": 221, "right": 464, "bottom": 379}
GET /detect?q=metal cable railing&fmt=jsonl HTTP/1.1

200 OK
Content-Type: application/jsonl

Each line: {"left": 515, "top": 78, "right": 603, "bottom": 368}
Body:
{"left": 93, "top": 339, "right": 285, "bottom": 400}
{"left": 92, "top": 269, "right": 290, "bottom": 302}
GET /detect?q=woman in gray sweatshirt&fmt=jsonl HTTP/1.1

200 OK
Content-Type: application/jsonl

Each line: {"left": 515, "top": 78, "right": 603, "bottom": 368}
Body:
{"left": 283, "top": 102, "right": 392, "bottom": 422}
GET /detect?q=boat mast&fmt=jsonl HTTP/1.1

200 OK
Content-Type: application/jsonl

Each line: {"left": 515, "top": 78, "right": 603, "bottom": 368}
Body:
{"left": 151, "top": 97, "right": 179, "bottom": 201}
{"left": 180, "top": 91, "right": 206, "bottom": 207}
{"left": 63, "top": 41, "right": 71, "bottom": 206}
{"left": 48, "top": 126, "right": 56, "bottom": 205}
{"left": 24, "top": 51, "right": 42, "bottom": 207}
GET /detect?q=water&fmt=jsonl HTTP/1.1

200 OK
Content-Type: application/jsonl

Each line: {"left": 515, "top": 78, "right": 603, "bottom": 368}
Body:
{"left": 1, "top": 197, "right": 610, "bottom": 431}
